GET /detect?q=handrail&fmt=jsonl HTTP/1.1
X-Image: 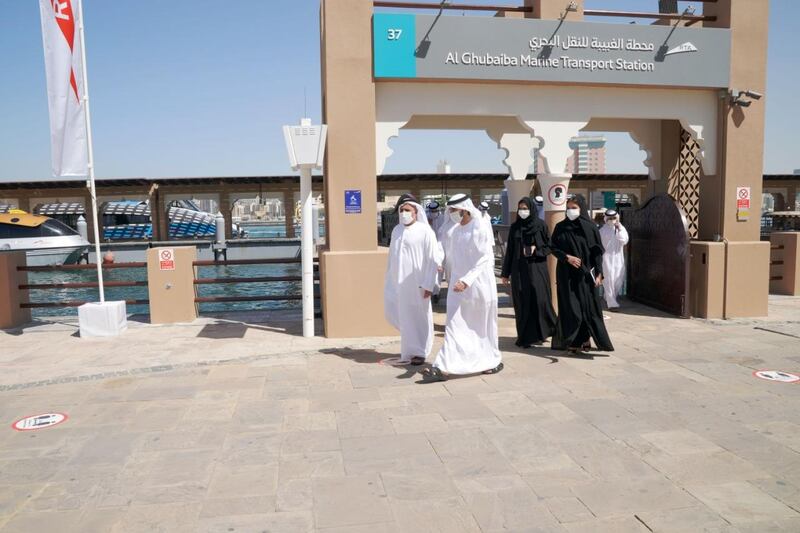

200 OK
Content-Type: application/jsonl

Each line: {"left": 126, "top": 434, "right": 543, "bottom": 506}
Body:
{"left": 195, "top": 295, "right": 310, "bottom": 303}
{"left": 374, "top": 1, "right": 531, "bottom": 12}
{"left": 20, "top": 280, "right": 147, "bottom": 290}
{"left": 22, "top": 299, "right": 149, "bottom": 309}
{"left": 193, "top": 258, "right": 316, "bottom": 267}
{"left": 19, "top": 262, "right": 146, "bottom": 272}
{"left": 194, "top": 275, "right": 317, "bottom": 284}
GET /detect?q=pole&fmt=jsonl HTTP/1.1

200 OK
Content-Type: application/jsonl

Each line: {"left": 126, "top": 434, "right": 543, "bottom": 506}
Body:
{"left": 300, "top": 166, "right": 314, "bottom": 337}
{"left": 76, "top": 0, "right": 105, "bottom": 303}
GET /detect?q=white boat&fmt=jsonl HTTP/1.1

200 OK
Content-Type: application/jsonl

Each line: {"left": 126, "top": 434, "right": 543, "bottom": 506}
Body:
{"left": 0, "top": 211, "right": 89, "bottom": 266}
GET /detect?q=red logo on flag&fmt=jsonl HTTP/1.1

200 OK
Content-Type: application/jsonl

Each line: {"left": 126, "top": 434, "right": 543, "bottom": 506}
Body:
{"left": 50, "top": 1, "right": 79, "bottom": 102}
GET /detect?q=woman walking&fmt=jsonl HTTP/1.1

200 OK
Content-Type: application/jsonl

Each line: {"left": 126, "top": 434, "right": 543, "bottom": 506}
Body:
{"left": 501, "top": 197, "right": 557, "bottom": 347}
{"left": 550, "top": 196, "right": 614, "bottom": 354}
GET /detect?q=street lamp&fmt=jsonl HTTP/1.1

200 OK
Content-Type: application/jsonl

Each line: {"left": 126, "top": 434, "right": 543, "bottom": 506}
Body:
{"left": 283, "top": 118, "right": 327, "bottom": 338}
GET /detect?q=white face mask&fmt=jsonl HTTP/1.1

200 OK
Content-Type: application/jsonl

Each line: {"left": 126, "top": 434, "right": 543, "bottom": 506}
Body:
{"left": 400, "top": 211, "right": 414, "bottom": 225}
{"left": 606, "top": 219, "right": 617, "bottom": 226}
{"left": 449, "top": 210, "right": 463, "bottom": 224}
{"left": 517, "top": 209, "right": 530, "bottom": 220}
{"left": 566, "top": 208, "right": 580, "bottom": 221}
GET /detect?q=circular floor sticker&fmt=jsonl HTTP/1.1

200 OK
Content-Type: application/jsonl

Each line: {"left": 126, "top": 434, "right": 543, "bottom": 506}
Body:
{"left": 11, "top": 413, "right": 68, "bottom": 431}
{"left": 753, "top": 370, "right": 800, "bottom": 383}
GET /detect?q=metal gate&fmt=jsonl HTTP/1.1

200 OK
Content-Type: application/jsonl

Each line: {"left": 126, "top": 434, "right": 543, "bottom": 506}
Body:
{"left": 621, "top": 193, "right": 691, "bottom": 317}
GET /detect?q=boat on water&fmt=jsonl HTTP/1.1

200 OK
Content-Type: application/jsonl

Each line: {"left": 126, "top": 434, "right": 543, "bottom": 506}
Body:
{"left": 0, "top": 211, "right": 89, "bottom": 266}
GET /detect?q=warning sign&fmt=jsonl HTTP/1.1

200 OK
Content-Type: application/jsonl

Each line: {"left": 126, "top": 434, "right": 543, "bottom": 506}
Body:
{"left": 736, "top": 186, "right": 751, "bottom": 221}
{"left": 753, "top": 370, "right": 800, "bottom": 383}
{"left": 12, "top": 413, "right": 68, "bottom": 431}
{"left": 159, "top": 248, "right": 175, "bottom": 271}
{"left": 548, "top": 184, "right": 567, "bottom": 207}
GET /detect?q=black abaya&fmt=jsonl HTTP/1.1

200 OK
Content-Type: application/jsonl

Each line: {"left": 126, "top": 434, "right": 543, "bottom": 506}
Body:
{"left": 550, "top": 201, "right": 614, "bottom": 352}
{"left": 501, "top": 198, "right": 557, "bottom": 346}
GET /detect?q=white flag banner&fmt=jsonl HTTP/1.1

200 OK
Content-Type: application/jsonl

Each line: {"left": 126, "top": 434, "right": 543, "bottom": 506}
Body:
{"left": 39, "top": 0, "right": 88, "bottom": 177}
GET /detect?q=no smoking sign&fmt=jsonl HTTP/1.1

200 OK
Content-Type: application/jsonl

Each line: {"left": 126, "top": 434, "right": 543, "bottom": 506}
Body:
{"left": 159, "top": 248, "right": 175, "bottom": 271}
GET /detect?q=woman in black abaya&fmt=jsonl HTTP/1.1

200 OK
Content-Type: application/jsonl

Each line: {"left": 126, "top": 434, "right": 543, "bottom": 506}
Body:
{"left": 550, "top": 196, "right": 614, "bottom": 353}
{"left": 501, "top": 197, "right": 557, "bottom": 347}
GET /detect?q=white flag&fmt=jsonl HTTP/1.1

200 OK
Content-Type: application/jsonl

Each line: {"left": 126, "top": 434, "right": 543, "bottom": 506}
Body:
{"left": 39, "top": 0, "right": 88, "bottom": 177}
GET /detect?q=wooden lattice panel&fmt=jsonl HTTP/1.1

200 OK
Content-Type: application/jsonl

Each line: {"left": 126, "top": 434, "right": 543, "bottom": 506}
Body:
{"left": 669, "top": 129, "right": 701, "bottom": 239}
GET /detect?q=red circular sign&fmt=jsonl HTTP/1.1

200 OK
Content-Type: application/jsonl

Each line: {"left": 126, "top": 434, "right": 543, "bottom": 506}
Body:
{"left": 548, "top": 184, "right": 567, "bottom": 206}
{"left": 11, "top": 413, "right": 68, "bottom": 432}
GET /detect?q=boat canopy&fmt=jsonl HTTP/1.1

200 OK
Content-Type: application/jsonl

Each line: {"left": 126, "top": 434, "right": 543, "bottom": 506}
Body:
{"left": 0, "top": 212, "right": 48, "bottom": 228}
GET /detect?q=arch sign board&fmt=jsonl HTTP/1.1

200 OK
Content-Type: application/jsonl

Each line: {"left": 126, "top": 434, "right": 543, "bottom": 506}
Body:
{"left": 373, "top": 14, "right": 731, "bottom": 88}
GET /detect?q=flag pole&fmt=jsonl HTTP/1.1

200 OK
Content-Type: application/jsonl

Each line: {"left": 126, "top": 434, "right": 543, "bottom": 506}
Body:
{"left": 75, "top": 0, "right": 105, "bottom": 302}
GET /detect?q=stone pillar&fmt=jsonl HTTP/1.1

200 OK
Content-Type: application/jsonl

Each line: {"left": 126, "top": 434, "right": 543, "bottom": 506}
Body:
{"left": 283, "top": 190, "right": 295, "bottom": 238}
{"left": 320, "top": 0, "right": 394, "bottom": 337}
{"left": 539, "top": 173, "right": 572, "bottom": 309}
{"left": 219, "top": 190, "right": 233, "bottom": 240}
{"left": 154, "top": 188, "right": 169, "bottom": 242}
{"left": 701, "top": 0, "right": 770, "bottom": 318}
{"left": 0, "top": 252, "right": 31, "bottom": 330}
{"left": 146, "top": 246, "right": 198, "bottom": 324}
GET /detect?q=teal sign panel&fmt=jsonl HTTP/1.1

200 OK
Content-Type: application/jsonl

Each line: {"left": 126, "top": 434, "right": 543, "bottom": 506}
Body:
{"left": 373, "top": 13, "right": 416, "bottom": 79}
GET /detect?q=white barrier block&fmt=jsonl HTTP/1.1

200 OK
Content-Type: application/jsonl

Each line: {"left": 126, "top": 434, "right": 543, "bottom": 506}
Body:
{"left": 78, "top": 301, "right": 128, "bottom": 338}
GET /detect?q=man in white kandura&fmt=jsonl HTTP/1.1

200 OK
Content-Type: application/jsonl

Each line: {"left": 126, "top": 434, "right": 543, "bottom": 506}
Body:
{"left": 426, "top": 201, "right": 445, "bottom": 302}
{"left": 598, "top": 209, "right": 629, "bottom": 311}
{"left": 422, "top": 195, "right": 503, "bottom": 382}
{"left": 384, "top": 194, "right": 440, "bottom": 365}
{"left": 478, "top": 200, "right": 494, "bottom": 242}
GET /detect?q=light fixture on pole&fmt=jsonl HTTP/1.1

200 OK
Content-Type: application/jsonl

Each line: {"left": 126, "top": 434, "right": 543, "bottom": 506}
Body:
{"left": 283, "top": 118, "right": 327, "bottom": 338}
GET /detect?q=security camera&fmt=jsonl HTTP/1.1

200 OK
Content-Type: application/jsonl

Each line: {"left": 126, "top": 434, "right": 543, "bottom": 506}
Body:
{"left": 742, "top": 90, "right": 763, "bottom": 100}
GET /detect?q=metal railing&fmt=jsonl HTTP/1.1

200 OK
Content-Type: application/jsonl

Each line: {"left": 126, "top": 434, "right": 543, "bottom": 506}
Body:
{"left": 191, "top": 258, "right": 321, "bottom": 314}
{"left": 17, "top": 257, "right": 320, "bottom": 314}
{"left": 18, "top": 262, "right": 148, "bottom": 310}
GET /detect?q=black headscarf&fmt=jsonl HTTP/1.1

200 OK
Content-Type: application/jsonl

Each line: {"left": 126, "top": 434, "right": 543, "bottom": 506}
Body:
{"left": 511, "top": 197, "right": 546, "bottom": 247}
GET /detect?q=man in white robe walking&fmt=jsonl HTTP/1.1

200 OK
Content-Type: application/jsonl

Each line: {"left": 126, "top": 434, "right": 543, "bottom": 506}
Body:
{"left": 422, "top": 195, "right": 503, "bottom": 381}
{"left": 598, "top": 209, "right": 629, "bottom": 310}
{"left": 384, "top": 194, "right": 440, "bottom": 365}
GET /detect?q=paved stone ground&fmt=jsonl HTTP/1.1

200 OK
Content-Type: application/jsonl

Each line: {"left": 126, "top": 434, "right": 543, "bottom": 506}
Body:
{"left": 1, "top": 296, "right": 800, "bottom": 532}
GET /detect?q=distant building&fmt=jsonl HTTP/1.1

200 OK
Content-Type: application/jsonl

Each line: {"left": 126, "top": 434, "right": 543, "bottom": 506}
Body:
{"left": 793, "top": 169, "right": 800, "bottom": 175}
{"left": 437, "top": 160, "right": 451, "bottom": 174}
{"left": 533, "top": 134, "right": 606, "bottom": 174}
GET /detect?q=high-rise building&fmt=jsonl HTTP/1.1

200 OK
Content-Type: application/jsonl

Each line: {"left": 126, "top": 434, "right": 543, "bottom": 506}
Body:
{"left": 533, "top": 134, "right": 606, "bottom": 174}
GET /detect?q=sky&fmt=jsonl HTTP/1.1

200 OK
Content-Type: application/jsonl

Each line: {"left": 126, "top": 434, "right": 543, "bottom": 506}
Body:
{"left": 0, "top": 0, "right": 797, "bottom": 183}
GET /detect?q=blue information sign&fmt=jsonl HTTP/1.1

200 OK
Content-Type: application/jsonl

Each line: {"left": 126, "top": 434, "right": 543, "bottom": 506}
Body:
{"left": 345, "top": 190, "right": 362, "bottom": 214}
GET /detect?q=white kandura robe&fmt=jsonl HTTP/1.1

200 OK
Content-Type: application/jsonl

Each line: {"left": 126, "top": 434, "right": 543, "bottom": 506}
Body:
{"left": 433, "top": 217, "right": 502, "bottom": 374}
{"left": 384, "top": 221, "right": 440, "bottom": 361}
{"left": 428, "top": 213, "right": 445, "bottom": 295}
{"left": 599, "top": 223, "right": 629, "bottom": 308}
{"left": 437, "top": 216, "right": 458, "bottom": 282}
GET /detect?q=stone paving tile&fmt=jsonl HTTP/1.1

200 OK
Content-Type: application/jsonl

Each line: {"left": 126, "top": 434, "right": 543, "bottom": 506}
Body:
{"left": 685, "top": 481, "right": 800, "bottom": 525}
{"left": 571, "top": 476, "right": 700, "bottom": 518}
{"left": 197, "top": 511, "right": 313, "bottom": 533}
{"left": 312, "top": 474, "right": 393, "bottom": 529}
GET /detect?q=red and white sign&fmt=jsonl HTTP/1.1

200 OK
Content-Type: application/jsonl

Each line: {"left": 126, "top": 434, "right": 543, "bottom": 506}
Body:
{"left": 736, "top": 186, "right": 751, "bottom": 221}
{"left": 548, "top": 184, "right": 568, "bottom": 207}
{"left": 753, "top": 370, "right": 800, "bottom": 383}
{"left": 159, "top": 248, "right": 175, "bottom": 271}
{"left": 736, "top": 187, "right": 751, "bottom": 209}
{"left": 39, "top": 0, "right": 88, "bottom": 177}
{"left": 12, "top": 413, "right": 68, "bottom": 432}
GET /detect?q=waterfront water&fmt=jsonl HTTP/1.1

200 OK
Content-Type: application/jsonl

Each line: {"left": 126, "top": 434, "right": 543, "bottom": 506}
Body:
{"left": 27, "top": 262, "right": 307, "bottom": 317}
{"left": 26, "top": 225, "right": 324, "bottom": 317}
